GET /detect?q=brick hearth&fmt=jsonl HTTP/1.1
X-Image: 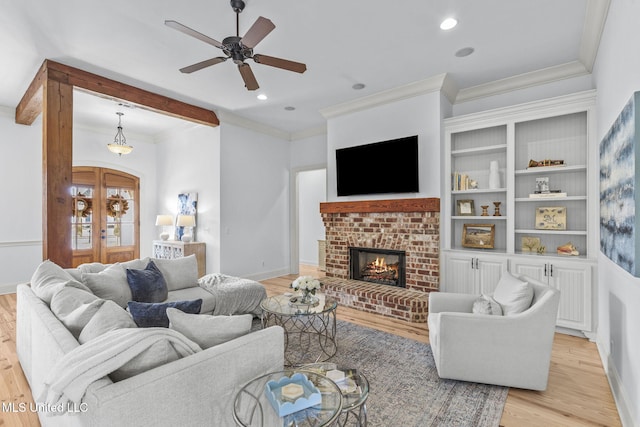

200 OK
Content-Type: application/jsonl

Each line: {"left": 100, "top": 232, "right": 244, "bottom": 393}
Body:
{"left": 320, "top": 198, "right": 440, "bottom": 322}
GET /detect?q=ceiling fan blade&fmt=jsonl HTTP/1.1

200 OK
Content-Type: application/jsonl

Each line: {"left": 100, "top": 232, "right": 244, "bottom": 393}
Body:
{"left": 240, "top": 16, "right": 275, "bottom": 49}
{"left": 165, "top": 20, "right": 224, "bottom": 49}
{"left": 253, "top": 54, "right": 307, "bottom": 73}
{"left": 179, "top": 57, "right": 227, "bottom": 74}
{"left": 238, "top": 63, "right": 259, "bottom": 90}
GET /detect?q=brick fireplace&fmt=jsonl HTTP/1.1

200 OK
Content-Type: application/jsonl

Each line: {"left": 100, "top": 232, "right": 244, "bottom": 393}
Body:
{"left": 320, "top": 198, "right": 440, "bottom": 322}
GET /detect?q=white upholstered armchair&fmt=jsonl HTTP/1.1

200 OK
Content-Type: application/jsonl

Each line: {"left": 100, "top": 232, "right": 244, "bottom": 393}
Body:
{"left": 428, "top": 274, "right": 560, "bottom": 390}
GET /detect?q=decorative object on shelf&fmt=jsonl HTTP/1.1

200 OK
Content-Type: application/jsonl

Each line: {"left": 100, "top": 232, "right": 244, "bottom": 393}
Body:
{"left": 537, "top": 245, "right": 546, "bottom": 254}
{"left": 469, "top": 179, "right": 478, "bottom": 189}
{"left": 107, "top": 112, "right": 133, "bottom": 156}
{"left": 557, "top": 242, "right": 579, "bottom": 256}
{"left": 493, "top": 201, "right": 501, "bottom": 216}
{"left": 535, "top": 206, "right": 566, "bottom": 230}
{"left": 291, "top": 275, "right": 321, "bottom": 304}
{"left": 480, "top": 205, "right": 489, "bottom": 216}
{"left": 600, "top": 91, "right": 640, "bottom": 277}
{"left": 456, "top": 199, "right": 475, "bottom": 216}
{"left": 176, "top": 192, "right": 197, "bottom": 241}
{"left": 106, "top": 194, "right": 129, "bottom": 218}
{"left": 527, "top": 159, "right": 564, "bottom": 168}
{"left": 462, "top": 224, "right": 495, "bottom": 249}
{"left": 521, "top": 236, "right": 542, "bottom": 253}
{"left": 155, "top": 215, "right": 174, "bottom": 240}
{"left": 529, "top": 191, "right": 567, "bottom": 199}
{"left": 72, "top": 194, "right": 92, "bottom": 218}
{"left": 535, "top": 177, "right": 550, "bottom": 194}
{"left": 264, "top": 373, "right": 322, "bottom": 417}
{"left": 176, "top": 215, "right": 196, "bottom": 242}
{"left": 488, "top": 160, "right": 500, "bottom": 189}
{"left": 453, "top": 172, "right": 476, "bottom": 191}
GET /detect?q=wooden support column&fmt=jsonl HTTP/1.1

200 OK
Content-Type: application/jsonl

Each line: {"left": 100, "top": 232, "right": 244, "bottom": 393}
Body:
{"left": 42, "top": 77, "right": 73, "bottom": 266}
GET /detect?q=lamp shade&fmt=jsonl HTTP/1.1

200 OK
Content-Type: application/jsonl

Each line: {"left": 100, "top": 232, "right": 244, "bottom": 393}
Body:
{"left": 155, "top": 215, "right": 174, "bottom": 226}
{"left": 176, "top": 214, "right": 196, "bottom": 227}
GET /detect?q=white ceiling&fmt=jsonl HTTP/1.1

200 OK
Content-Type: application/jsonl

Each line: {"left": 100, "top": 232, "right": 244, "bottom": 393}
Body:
{"left": 0, "top": 0, "right": 606, "bottom": 138}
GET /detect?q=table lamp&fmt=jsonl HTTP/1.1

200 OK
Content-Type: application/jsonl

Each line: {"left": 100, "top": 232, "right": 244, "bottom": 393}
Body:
{"left": 176, "top": 214, "right": 196, "bottom": 242}
{"left": 155, "top": 215, "right": 174, "bottom": 240}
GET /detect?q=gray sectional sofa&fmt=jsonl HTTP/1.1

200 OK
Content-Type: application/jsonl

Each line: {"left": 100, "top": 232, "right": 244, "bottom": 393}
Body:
{"left": 16, "top": 256, "right": 284, "bottom": 426}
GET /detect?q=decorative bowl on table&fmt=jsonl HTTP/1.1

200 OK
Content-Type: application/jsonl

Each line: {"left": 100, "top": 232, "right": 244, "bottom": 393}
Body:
{"left": 264, "top": 372, "right": 322, "bottom": 417}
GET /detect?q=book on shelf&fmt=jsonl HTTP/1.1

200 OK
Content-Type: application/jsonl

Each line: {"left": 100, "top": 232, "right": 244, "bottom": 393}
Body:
{"left": 452, "top": 172, "right": 473, "bottom": 191}
{"left": 528, "top": 192, "right": 567, "bottom": 199}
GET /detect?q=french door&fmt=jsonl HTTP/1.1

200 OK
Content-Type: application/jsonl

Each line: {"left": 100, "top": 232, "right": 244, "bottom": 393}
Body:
{"left": 71, "top": 167, "right": 140, "bottom": 267}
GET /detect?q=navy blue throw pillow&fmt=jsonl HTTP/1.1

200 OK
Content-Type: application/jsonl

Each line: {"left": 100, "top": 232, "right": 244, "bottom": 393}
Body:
{"left": 126, "top": 261, "right": 168, "bottom": 303}
{"left": 128, "top": 299, "right": 203, "bottom": 328}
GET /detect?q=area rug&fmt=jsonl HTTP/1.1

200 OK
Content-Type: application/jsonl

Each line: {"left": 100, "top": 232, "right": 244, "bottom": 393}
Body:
{"left": 254, "top": 317, "right": 509, "bottom": 426}
{"left": 327, "top": 320, "right": 508, "bottom": 426}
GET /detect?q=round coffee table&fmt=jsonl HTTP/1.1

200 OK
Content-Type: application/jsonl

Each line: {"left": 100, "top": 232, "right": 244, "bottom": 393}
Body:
{"left": 261, "top": 294, "right": 338, "bottom": 366}
{"left": 233, "top": 369, "right": 343, "bottom": 427}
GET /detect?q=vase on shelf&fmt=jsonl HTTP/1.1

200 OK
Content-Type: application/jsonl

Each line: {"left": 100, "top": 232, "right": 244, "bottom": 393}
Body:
{"left": 489, "top": 161, "right": 500, "bottom": 189}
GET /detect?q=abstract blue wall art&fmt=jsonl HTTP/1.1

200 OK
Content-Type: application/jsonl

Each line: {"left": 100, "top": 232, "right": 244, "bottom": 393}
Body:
{"left": 600, "top": 92, "right": 640, "bottom": 277}
{"left": 176, "top": 192, "right": 198, "bottom": 241}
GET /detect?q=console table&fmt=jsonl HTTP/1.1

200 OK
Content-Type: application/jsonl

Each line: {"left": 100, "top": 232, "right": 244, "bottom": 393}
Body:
{"left": 152, "top": 240, "right": 206, "bottom": 278}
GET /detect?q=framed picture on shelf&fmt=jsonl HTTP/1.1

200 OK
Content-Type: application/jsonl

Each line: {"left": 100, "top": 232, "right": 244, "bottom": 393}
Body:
{"left": 535, "top": 177, "right": 550, "bottom": 193}
{"left": 521, "top": 236, "right": 542, "bottom": 253}
{"left": 535, "top": 207, "right": 566, "bottom": 230}
{"left": 456, "top": 199, "right": 475, "bottom": 216}
{"left": 462, "top": 224, "right": 495, "bottom": 249}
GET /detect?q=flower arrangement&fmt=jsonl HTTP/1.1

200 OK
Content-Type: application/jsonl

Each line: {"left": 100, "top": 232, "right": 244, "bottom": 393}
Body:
{"left": 291, "top": 276, "right": 321, "bottom": 295}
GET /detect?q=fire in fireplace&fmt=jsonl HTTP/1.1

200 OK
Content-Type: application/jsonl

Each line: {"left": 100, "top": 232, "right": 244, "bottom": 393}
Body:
{"left": 349, "top": 247, "right": 406, "bottom": 287}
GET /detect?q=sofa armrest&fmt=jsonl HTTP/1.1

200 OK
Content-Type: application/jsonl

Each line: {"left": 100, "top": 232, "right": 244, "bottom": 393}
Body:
{"left": 428, "top": 291, "right": 477, "bottom": 314}
{"left": 81, "top": 326, "right": 285, "bottom": 427}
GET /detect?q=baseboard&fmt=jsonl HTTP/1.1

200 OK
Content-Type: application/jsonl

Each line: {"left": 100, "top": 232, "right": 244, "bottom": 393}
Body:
{"left": 243, "top": 267, "right": 291, "bottom": 282}
{"left": 0, "top": 283, "right": 18, "bottom": 295}
{"left": 597, "top": 338, "right": 636, "bottom": 426}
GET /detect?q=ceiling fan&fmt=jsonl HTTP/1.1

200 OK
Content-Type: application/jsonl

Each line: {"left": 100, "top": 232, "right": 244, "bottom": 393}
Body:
{"left": 165, "top": 0, "right": 307, "bottom": 91}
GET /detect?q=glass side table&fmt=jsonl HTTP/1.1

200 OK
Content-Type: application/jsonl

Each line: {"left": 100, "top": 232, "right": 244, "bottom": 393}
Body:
{"left": 233, "top": 369, "right": 343, "bottom": 427}
{"left": 299, "top": 363, "right": 369, "bottom": 427}
{"left": 261, "top": 294, "right": 338, "bottom": 366}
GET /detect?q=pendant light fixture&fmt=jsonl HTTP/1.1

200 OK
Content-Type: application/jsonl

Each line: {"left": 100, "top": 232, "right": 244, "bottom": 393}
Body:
{"left": 107, "top": 112, "right": 133, "bottom": 156}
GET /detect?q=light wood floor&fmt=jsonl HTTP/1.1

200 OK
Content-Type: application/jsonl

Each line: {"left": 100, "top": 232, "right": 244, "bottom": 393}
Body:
{"left": 0, "top": 267, "right": 622, "bottom": 427}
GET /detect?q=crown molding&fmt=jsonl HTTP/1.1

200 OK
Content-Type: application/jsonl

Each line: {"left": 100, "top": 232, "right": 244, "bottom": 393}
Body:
{"left": 217, "top": 110, "right": 290, "bottom": 140}
{"left": 290, "top": 125, "right": 326, "bottom": 141}
{"left": 455, "top": 61, "right": 590, "bottom": 104}
{"left": 580, "top": 0, "right": 611, "bottom": 72}
{"left": 320, "top": 73, "right": 454, "bottom": 120}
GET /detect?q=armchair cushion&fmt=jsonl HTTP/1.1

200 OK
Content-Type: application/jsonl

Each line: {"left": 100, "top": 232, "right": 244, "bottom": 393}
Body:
{"left": 492, "top": 271, "right": 533, "bottom": 315}
{"left": 472, "top": 295, "right": 503, "bottom": 315}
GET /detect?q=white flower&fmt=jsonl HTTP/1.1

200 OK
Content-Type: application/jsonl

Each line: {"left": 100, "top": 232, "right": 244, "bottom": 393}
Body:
{"left": 291, "top": 276, "right": 321, "bottom": 294}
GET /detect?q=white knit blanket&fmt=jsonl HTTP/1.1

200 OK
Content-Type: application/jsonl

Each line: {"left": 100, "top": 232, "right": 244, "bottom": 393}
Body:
{"left": 198, "top": 273, "right": 267, "bottom": 316}
{"left": 38, "top": 328, "right": 202, "bottom": 411}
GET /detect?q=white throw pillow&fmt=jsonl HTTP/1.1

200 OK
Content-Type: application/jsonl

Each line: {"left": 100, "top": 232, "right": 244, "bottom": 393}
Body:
{"left": 472, "top": 294, "right": 503, "bottom": 315}
{"left": 492, "top": 272, "right": 533, "bottom": 315}
{"left": 153, "top": 255, "right": 199, "bottom": 291}
{"left": 50, "top": 285, "right": 105, "bottom": 338}
{"left": 82, "top": 263, "right": 133, "bottom": 308}
{"left": 79, "top": 300, "right": 137, "bottom": 344}
{"left": 167, "top": 308, "right": 253, "bottom": 348}
{"left": 30, "top": 260, "right": 90, "bottom": 304}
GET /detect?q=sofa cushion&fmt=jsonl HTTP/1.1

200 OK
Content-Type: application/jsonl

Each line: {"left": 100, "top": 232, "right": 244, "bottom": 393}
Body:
{"left": 50, "top": 285, "right": 106, "bottom": 338}
{"left": 31, "top": 260, "right": 90, "bottom": 304}
{"left": 472, "top": 294, "right": 503, "bottom": 315}
{"left": 165, "top": 286, "right": 216, "bottom": 314}
{"left": 79, "top": 300, "right": 137, "bottom": 344}
{"left": 82, "top": 263, "right": 133, "bottom": 308}
{"left": 128, "top": 299, "right": 203, "bottom": 328}
{"left": 109, "top": 340, "right": 182, "bottom": 382}
{"left": 492, "top": 272, "right": 534, "bottom": 315}
{"left": 77, "top": 258, "right": 150, "bottom": 275}
{"left": 167, "top": 308, "right": 253, "bottom": 348}
{"left": 126, "top": 261, "right": 168, "bottom": 303}
{"left": 153, "top": 255, "right": 199, "bottom": 291}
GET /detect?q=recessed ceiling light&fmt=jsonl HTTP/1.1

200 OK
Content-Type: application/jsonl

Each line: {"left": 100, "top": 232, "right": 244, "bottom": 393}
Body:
{"left": 440, "top": 17, "right": 458, "bottom": 30}
{"left": 284, "top": 106, "right": 296, "bottom": 111}
{"left": 455, "top": 47, "right": 475, "bottom": 57}
{"left": 352, "top": 83, "right": 366, "bottom": 90}
{"left": 257, "top": 94, "right": 268, "bottom": 101}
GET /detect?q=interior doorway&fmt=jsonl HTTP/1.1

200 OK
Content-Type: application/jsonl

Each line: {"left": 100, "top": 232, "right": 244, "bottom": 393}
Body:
{"left": 71, "top": 166, "right": 140, "bottom": 267}
{"left": 291, "top": 167, "right": 326, "bottom": 275}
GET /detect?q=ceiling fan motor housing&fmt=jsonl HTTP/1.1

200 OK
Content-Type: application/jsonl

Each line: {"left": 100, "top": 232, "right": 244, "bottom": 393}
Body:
{"left": 230, "top": 0, "right": 245, "bottom": 13}
{"left": 222, "top": 36, "right": 253, "bottom": 64}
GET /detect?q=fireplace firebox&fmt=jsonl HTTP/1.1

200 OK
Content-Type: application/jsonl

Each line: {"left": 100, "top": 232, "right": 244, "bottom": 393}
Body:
{"left": 349, "top": 247, "right": 406, "bottom": 288}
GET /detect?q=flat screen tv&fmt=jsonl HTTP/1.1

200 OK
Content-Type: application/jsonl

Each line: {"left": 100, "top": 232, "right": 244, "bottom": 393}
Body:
{"left": 336, "top": 135, "right": 419, "bottom": 196}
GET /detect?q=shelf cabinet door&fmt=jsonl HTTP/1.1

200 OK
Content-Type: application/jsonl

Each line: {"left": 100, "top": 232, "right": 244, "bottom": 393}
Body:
{"left": 476, "top": 256, "right": 508, "bottom": 294}
{"left": 510, "top": 259, "right": 548, "bottom": 282}
{"left": 549, "top": 261, "right": 592, "bottom": 331}
{"left": 443, "top": 253, "right": 476, "bottom": 294}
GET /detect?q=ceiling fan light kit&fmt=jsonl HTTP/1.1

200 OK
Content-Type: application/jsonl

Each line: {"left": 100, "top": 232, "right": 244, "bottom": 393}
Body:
{"left": 166, "top": 0, "right": 306, "bottom": 91}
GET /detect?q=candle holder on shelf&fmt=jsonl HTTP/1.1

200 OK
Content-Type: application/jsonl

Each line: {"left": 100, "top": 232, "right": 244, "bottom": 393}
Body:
{"left": 481, "top": 205, "right": 489, "bottom": 216}
{"left": 493, "top": 202, "right": 502, "bottom": 216}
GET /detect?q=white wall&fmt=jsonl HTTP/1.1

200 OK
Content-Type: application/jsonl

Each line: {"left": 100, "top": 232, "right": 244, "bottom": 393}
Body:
{"left": 290, "top": 133, "right": 328, "bottom": 168}
{"left": 298, "top": 169, "right": 326, "bottom": 265}
{"left": 326, "top": 91, "right": 443, "bottom": 201}
{"left": 155, "top": 124, "right": 221, "bottom": 274}
{"left": 592, "top": 0, "right": 640, "bottom": 424}
{"left": 219, "top": 122, "right": 290, "bottom": 279}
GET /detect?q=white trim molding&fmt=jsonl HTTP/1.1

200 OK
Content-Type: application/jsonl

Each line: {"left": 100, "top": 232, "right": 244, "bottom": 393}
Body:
{"left": 597, "top": 339, "right": 635, "bottom": 427}
{"left": 580, "top": 0, "right": 611, "bottom": 72}
{"left": 217, "top": 110, "right": 290, "bottom": 140}
{"left": 0, "top": 240, "right": 42, "bottom": 247}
